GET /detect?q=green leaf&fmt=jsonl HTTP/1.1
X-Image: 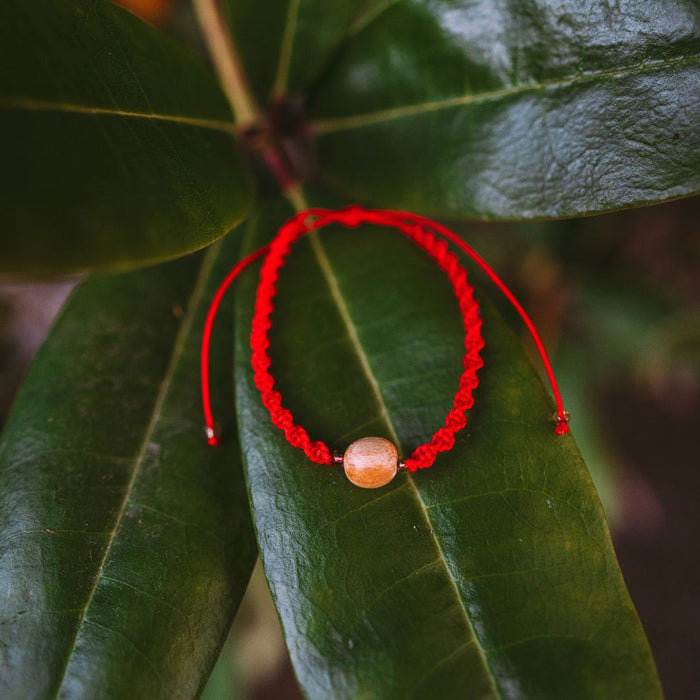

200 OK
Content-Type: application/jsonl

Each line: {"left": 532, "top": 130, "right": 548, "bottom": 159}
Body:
{"left": 300, "top": 1, "right": 700, "bottom": 218}
{"left": 0, "top": 234, "right": 257, "bottom": 697}
{"left": 234, "top": 197, "right": 661, "bottom": 697}
{"left": 0, "top": 0, "right": 253, "bottom": 275}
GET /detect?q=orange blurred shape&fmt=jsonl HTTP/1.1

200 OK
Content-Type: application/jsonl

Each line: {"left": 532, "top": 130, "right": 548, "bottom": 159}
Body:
{"left": 111, "top": 0, "right": 173, "bottom": 25}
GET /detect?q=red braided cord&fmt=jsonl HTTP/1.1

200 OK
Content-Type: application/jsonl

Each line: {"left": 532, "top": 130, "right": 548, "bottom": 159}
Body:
{"left": 201, "top": 206, "right": 569, "bottom": 468}
{"left": 250, "top": 208, "right": 485, "bottom": 470}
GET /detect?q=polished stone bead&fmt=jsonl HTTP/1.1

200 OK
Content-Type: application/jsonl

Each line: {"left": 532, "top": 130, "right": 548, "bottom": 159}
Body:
{"left": 343, "top": 437, "right": 398, "bottom": 488}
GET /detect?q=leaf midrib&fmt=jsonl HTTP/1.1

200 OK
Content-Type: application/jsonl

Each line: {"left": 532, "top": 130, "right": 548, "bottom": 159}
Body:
{"left": 312, "top": 54, "right": 699, "bottom": 134}
{"left": 297, "top": 193, "right": 502, "bottom": 699}
{"left": 49, "top": 244, "right": 220, "bottom": 697}
{"left": 0, "top": 96, "right": 236, "bottom": 134}
{"left": 272, "top": 0, "right": 301, "bottom": 96}
{"left": 307, "top": 231, "right": 400, "bottom": 447}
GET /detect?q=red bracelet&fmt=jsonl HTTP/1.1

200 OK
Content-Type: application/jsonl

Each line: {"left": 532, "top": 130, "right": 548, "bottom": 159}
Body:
{"left": 201, "top": 207, "right": 570, "bottom": 489}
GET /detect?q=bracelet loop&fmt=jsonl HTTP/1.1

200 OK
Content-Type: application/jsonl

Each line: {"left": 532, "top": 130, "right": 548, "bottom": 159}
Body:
{"left": 250, "top": 208, "right": 485, "bottom": 472}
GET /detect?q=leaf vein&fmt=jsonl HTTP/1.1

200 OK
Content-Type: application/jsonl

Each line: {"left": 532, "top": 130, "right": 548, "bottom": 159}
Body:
{"left": 326, "top": 481, "right": 411, "bottom": 527}
{"left": 312, "top": 54, "right": 700, "bottom": 134}
{"left": 307, "top": 231, "right": 401, "bottom": 448}
{"left": 409, "top": 640, "right": 478, "bottom": 698}
{"left": 272, "top": 0, "right": 301, "bottom": 96}
{"left": 99, "top": 575, "right": 185, "bottom": 616}
{"left": 349, "top": 0, "right": 400, "bottom": 36}
{"left": 83, "top": 618, "right": 164, "bottom": 684}
{"left": 485, "top": 632, "right": 593, "bottom": 655}
{"left": 364, "top": 558, "right": 444, "bottom": 613}
{"left": 426, "top": 486, "right": 560, "bottom": 510}
{"left": 0, "top": 97, "right": 235, "bottom": 134}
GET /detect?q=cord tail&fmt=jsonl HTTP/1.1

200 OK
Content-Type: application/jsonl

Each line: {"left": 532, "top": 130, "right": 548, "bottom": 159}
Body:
{"left": 201, "top": 244, "right": 270, "bottom": 445}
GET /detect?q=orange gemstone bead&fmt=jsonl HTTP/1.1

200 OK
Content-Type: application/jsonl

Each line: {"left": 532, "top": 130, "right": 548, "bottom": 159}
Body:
{"left": 343, "top": 437, "right": 398, "bottom": 488}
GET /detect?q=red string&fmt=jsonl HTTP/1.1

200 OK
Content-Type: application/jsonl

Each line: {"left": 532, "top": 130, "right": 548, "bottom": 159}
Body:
{"left": 201, "top": 244, "right": 269, "bottom": 446}
{"left": 201, "top": 206, "right": 569, "bottom": 467}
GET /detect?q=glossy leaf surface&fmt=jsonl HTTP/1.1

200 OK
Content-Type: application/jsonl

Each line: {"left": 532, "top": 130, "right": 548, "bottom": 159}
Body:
{"left": 231, "top": 0, "right": 700, "bottom": 218}
{"left": 234, "top": 198, "right": 661, "bottom": 698}
{"left": 313, "top": 1, "right": 700, "bottom": 218}
{"left": 0, "top": 236, "right": 257, "bottom": 698}
{"left": 0, "top": 0, "right": 252, "bottom": 275}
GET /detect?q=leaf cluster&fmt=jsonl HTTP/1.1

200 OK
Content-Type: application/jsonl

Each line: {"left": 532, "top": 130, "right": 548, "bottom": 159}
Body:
{"left": 2, "top": 0, "right": 697, "bottom": 696}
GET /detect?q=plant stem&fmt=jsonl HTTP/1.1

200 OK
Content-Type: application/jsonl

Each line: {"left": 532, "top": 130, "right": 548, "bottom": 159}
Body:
{"left": 285, "top": 182, "right": 308, "bottom": 212}
{"left": 193, "top": 0, "right": 305, "bottom": 194}
{"left": 192, "top": 0, "right": 262, "bottom": 128}
{"left": 262, "top": 147, "right": 297, "bottom": 194}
